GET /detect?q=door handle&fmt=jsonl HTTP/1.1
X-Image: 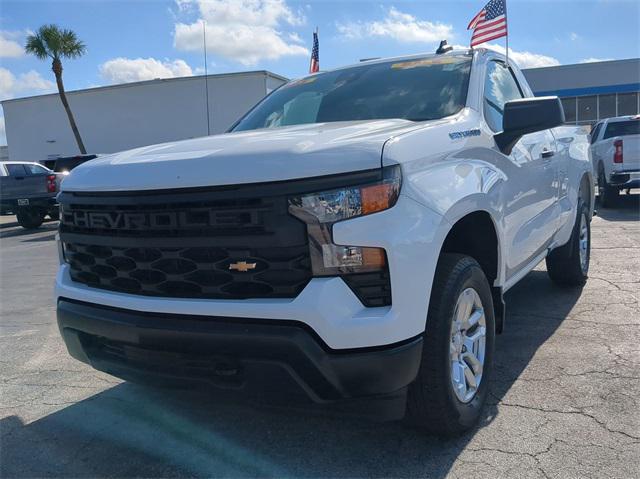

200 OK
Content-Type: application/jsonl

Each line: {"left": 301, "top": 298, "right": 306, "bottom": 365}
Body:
{"left": 541, "top": 149, "right": 555, "bottom": 159}
{"left": 15, "top": 176, "right": 25, "bottom": 180}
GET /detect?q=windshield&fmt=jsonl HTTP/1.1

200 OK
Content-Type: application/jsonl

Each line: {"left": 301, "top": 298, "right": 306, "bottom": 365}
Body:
{"left": 232, "top": 55, "right": 472, "bottom": 132}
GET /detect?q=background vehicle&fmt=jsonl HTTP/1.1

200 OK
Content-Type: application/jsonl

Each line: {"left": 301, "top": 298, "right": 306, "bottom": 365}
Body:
{"left": 43, "top": 154, "right": 98, "bottom": 174}
{"left": 0, "top": 161, "right": 61, "bottom": 228}
{"left": 590, "top": 115, "right": 640, "bottom": 207}
{"left": 55, "top": 48, "right": 593, "bottom": 436}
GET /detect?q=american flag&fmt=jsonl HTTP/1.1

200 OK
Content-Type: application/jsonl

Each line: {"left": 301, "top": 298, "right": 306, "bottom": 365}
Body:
{"left": 468, "top": 0, "right": 508, "bottom": 47}
{"left": 309, "top": 30, "right": 319, "bottom": 73}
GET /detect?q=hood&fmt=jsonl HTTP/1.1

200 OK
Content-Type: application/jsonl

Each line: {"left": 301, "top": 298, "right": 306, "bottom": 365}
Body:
{"left": 62, "top": 119, "right": 422, "bottom": 192}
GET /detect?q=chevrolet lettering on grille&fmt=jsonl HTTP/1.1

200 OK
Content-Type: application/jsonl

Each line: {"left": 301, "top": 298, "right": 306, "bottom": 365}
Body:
{"left": 65, "top": 209, "right": 261, "bottom": 230}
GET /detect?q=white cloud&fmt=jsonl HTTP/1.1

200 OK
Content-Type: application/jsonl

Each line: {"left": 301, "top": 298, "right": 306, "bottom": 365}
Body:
{"left": 0, "top": 30, "right": 25, "bottom": 58}
{"left": 580, "top": 57, "right": 613, "bottom": 64}
{"left": 484, "top": 44, "right": 560, "bottom": 69}
{"left": 569, "top": 32, "right": 580, "bottom": 41}
{"left": 99, "top": 57, "right": 194, "bottom": 84}
{"left": 336, "top": 7, "right": 453, "bottom": 44}
{"left": 0, "top": 67, "right": 55, "bottom": 101}
{"left": 174, "top": 0, "right": 308, "bottom": 66}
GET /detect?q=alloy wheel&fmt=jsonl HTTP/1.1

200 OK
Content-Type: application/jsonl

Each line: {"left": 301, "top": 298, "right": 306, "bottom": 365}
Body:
{"left": 450, "top": 287, "right": 487, "bottom": 403}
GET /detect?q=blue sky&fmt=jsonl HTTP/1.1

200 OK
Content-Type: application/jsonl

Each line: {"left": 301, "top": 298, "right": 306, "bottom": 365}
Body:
{"left": 1, "top": 0, "right": 639, "bottom": 144}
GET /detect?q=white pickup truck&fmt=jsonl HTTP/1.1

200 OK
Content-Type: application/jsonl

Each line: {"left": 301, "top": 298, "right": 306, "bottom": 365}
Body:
{"left": 590, "top": 115, "right": 640, "bottom": 207}
{"left": 55, "top": 48, "right": 593, "bottom": 435}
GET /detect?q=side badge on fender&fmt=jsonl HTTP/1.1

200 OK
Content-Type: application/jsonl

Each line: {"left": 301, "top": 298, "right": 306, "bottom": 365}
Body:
{"left": 449, "top": 129, "right": 481, "bottom": 140}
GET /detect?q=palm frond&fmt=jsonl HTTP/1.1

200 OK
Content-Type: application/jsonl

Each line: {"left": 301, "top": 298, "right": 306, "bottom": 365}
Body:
{"left": 60, "top": 29, "right": 86, "bottom": 58}
{"left": 25, "top": 24, "right": 86, "bottom": 60}
{"left": 25, "top": 30, "right": 50, "bottom": 59}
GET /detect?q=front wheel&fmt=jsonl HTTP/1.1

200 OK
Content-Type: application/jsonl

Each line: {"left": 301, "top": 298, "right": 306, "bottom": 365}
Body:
{"left": 407, "top": 254, "right": 495, "bottom": 436}
{"left": 546, "top": 198, "right": 590, "bottom": 286}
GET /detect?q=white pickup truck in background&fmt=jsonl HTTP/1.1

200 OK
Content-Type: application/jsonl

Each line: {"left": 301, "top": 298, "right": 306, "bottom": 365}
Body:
{"left": 54, "top": 48, "right": 593, "bottom": 436}
{"left": 590, "top": 115, "right": 640, "bottom": 207}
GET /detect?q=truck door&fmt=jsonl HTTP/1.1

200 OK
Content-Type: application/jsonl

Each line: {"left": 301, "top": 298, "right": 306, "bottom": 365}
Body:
{"left": 482, "top": 60, "right": 559, "bottom": 280}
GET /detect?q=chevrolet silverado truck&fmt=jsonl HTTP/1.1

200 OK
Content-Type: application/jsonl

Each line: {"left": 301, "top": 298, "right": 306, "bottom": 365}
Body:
{"left": 1, "top": 161, "right": 60, "bottom": 228}
{"left": 590, "top": 115, "right": 640, "bottom": 207}
{"left": 55, "top": 48, "right": 593, "bottom": 435}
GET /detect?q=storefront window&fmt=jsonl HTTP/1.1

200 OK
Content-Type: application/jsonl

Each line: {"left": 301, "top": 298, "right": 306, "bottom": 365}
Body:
{"left": 577, "top": 96, "right": 597, "bottom": 122}
{"left": 617, "top": 93, "right": 639, "bottom": 116}
{"left": 598, "top": 94, "right": 617, "bottom": 119}
{"left": 561, "top": 97, "right": 577, "bottom": 122}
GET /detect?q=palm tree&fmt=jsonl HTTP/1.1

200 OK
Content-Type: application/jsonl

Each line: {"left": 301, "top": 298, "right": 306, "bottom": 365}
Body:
{"left": 26, "top": 25, "right": 87, "bottom": 154}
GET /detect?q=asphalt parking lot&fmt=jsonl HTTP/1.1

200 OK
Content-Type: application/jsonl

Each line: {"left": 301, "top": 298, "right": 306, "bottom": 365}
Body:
{"left": 1, "top": 196, "right": 639, "bottom": 479}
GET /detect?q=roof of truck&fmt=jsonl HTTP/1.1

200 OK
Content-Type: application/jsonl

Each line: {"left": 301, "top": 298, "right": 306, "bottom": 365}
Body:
{"left": 310, "top": 48, "right": 481, "bottom": 76}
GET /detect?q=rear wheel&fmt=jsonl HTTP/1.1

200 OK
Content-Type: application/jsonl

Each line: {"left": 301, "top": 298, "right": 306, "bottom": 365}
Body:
{"left": 407, "top": 254, "right": 495, "bottom": 436}
{"left": 598, "top": 164, "right": 618, "bottom": 208}
{"left": 16, "top": 208, "right": 44, "bottom": 229}
{"left": 546, "top": 198, "right": 590, "bottom": 286}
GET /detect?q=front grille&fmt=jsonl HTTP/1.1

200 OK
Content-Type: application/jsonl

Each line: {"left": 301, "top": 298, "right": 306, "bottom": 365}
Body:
{"left": 65, "top": 243, "right": 311, "bottom": 298}
{"left": 59, "top": 184, "right": 313, "bottom": 300}
{"left": 58, "top": 169, "right": 393, "bottom": 305}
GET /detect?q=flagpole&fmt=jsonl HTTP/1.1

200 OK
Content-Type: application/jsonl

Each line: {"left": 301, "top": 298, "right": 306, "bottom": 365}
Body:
{"left": 505, "top": 0, "right": 509, "bottom": 67}
{"left": 203, "top": 19, "right": 211, "bottom": 136}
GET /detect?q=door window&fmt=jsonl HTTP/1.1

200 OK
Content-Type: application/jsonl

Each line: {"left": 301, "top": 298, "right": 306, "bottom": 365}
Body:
{"left": 5, "top": 164, "right": 28, "bottom": 176}
{"left": 24, "top": 164, "right": 49, "bottom": 175}
{"left": 483, "top": 61, "right": 524, "bottom": 132}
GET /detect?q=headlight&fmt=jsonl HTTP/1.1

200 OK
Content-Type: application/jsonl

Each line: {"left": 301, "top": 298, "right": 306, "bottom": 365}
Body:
{"left": 289, "top": 165, "right": 401, "bottom": 276}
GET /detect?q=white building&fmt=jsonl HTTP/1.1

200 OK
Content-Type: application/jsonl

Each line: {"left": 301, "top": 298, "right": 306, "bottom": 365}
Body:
{"left": 1, "top": 71, "right": 287, "bottom": 162}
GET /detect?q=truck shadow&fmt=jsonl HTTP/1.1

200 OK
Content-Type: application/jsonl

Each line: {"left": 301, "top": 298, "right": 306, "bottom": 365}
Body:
{"left": 596, "top": 193, "right": 640, "bottom": 222}
{"left": 0, "top": 221, "right": 58, "bottom": 240}
{"left": 0, "top": 270, "right": 581, "bottom": 478}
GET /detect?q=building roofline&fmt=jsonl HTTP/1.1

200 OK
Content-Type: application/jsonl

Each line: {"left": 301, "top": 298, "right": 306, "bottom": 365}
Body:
{"left": 1, "top": 70, "right": 290, "bottom": 105}
{"left": 522, "top": 57, "right": 640, "bottom": 73}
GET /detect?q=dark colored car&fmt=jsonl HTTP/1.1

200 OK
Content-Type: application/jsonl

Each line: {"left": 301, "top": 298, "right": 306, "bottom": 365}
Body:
{"left": 0, "top": 161, "right": 61, "bottom": 229}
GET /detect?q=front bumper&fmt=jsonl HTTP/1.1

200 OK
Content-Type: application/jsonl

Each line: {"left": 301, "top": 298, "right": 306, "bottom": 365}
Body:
{"left": 57, "top": 298, "right": 423, "bottom": 404}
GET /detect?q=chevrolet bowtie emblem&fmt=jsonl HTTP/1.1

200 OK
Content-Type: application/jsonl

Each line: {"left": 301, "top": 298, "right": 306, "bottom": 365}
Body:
{"left": 229, "top": 261, "right": 257, "bottom": 272}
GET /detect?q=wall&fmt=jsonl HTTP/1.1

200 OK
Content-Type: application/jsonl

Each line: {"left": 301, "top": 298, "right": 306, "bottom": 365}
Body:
{"left": 522, "top": 59, "right": 640, "bottom": 126}
{"left": 2, "top": 72, "right": 286, "bottom": 162}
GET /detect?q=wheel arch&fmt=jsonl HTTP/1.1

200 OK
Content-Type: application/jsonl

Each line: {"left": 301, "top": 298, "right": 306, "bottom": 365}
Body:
{"left": 438, "top": 209, "right": 506, "bottom": 333}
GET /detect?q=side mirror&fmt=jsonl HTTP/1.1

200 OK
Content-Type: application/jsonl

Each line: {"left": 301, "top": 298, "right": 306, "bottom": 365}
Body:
{"left": 495, "top": 96, "right": 565, "bottom": 155}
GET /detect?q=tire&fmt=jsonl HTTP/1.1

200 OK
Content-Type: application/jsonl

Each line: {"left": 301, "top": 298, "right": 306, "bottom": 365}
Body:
{"left": 407, "top": 254, "right": 495, "bottom": 436}
{"left": 598, "top": 164, "right": 618, "bottom": 208}
{"left": 16, "top": 208, "right": 44, "bottom": 229}
{"left": 546, "top": 197, "right": 590, "bottom": 286}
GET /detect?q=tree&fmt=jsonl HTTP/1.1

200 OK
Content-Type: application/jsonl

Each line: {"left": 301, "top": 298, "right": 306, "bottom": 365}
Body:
{"left": 26, "top": 25, "right": 87, "bottom": 154}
